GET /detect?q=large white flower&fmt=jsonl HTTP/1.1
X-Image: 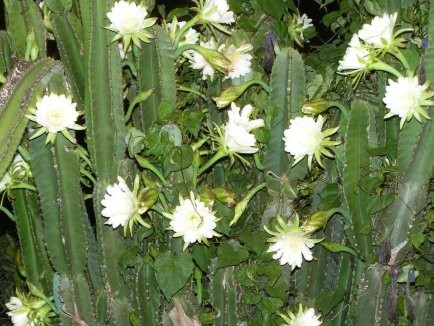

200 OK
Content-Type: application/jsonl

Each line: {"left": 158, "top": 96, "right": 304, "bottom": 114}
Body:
{"left": 6, "top": 297, "right": 33, "bottom": 326}
{"left": 101, "top": 176, "right": 138, "bottom": 229}
{"left": 27, "top": 93, "right": 83, "bottom": 144}
{"left": 383, "top": 76, "right": 432, "bottom": 128}
{"left": 167, "top": 192, "right": 219, "bottom": 249}
{"left": 107, "top": 1, "right": 157, "bottom": 50}
{"left": 283, "top": 115, "right": 339, "bottom": 169}
{"left": 195, "top": 0, "right": 235, "bottom": 27}
{"left": 107, "top": 1, "right": 149, "bottom": 35}
{"left": 358, "top": 12, "right": 397, "bottom": 48}
{"left": 338, "top": 34, "right": 371, "bottom": 72}
{"left": 223, "top": 103, "right": 264, "bottom": 154}
{"left": 265, "top": 216, "right": 322, "bottom": 270}
{"left": 189, "top": 38, "right": 219, "bottom": 80}
{"left": 280, "top": 304, "right": 322, "bottom": 326}
{"left": 221, "top": 44, "right": 253, "bottom": 80}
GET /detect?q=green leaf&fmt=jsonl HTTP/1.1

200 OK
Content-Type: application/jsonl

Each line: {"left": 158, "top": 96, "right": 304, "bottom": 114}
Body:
{"left": 321, "top": 242, "right": 359, "bottom": 257}
{"left": 410, "top": 233, "right": 425, "bottom": 250}
{"left": 154, "top": 252, "right": 194, "bottom": 300}
{"left": 315, "top": 286, "right": 346, "bottom": 315}
{"left": 192, "top": 244, "right": 216, "bottom": 273}
{"left": 216, "top": 242, "right": 249, "bottom": 269}
{"left": 258, "top": 0, "right": 287, "bottom": 19}
{"left": 238, "top": 229, "right": 268, "bottom": 254}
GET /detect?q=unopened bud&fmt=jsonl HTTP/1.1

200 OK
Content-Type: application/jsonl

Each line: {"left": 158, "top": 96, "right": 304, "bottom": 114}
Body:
{"left": 199, "top": 187, "right": 215, "bottom": 207}
{"left": 138, "top": 187, "right": 159, "bottom": 214}
{"left": 301, "top": 209, "right": 337, "bottom": 235}
{"left": 213, "top": 81, "right": 255, "bottom": 108}
{"left": 301, "top": 98, "right": 331, "bottom": 115}
{"left": 212, "top": 187, "right": 236, "bottom": 207}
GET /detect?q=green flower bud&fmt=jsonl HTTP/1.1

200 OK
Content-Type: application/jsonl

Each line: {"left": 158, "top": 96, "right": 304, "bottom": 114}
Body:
{"left": 301, "top": 98, "right": 332, "bottom": 115}
{"left": 212, "top": 187, "right": 236, "bottom": 207}
{"left": 213, "top": 81, "right": 255, "bottom": 108}
{"left": 301, "top": 209, "right": 338, "bottom": 235}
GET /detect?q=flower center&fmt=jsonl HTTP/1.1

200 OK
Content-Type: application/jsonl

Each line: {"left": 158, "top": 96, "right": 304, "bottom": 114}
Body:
{"left": 47, "top": 110, "right": 64, "bottom": 126}
{"left": 188, "top": 212, "right": 204, "bottom": 229}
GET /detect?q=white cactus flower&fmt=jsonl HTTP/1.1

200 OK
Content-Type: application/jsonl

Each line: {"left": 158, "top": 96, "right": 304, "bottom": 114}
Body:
{"left": 166, "top": 192, "right": 220, "bottom": 250}
{"left": 283, "top": 115, "right": 339, "bottom": 169}
{"left": 358, "top": 12, "right": 397, "bottom": 48}
{"left": 101, "top": 176, "right": 138, "bottom": 229}
{"left": 195, "top": 0, "right": 235, "bottom": 28}
{"left": 6, "top": 297, "right": 33, "bottom": 326}
{"left": 265, "top": 216, "right": 322, "bottom": 270}
{"left": 338, "top": 34, "right": 371, "bottom": 72}
{"left": 383, "top": 76, "right": 432, "bottom": 128}
{"left": 221, "top": 44, "right": 253, "bottom": 80}
{"left": 280, "top": 304, "right": 322, "bottom": 326}
{"left": 27, "top": 93, "right": 83, "bottom": 144}
{"left": 223, "top": 103, "right": 264, "bottom": 154}
{"left": 167, "top": 19, "right": 200, "bottom": 48}
{"left": 106, "top": 1, "right": 157, "bottom": 51}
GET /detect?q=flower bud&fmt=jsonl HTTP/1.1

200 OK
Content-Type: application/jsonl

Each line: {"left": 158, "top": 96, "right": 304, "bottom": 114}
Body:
{"left": 213, "top": 82, "right": 253, "bottom": 108}
{"left": 199, "top": 187, "right": 215, "bottom": 207}
{"left": 301, "top": 98, "right": 332, "bottom": 115}
{"left": 212, "top": 187, "right": 236, "bottom": 207}
{"left": 301, "top": 209, "right": 337, "bottom": 235}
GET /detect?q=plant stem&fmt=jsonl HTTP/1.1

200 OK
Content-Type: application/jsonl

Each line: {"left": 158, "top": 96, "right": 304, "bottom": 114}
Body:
{"left": 198, "top": 151, "right": 228, "bottom": 175}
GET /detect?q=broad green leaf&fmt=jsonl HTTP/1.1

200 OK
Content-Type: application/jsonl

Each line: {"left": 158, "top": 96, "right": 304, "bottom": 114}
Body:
{"left": 216, "top": 242, "right": 249, "bottom": 269}
{"left": 154, "top": 252, "right": 194, "bottom": 300}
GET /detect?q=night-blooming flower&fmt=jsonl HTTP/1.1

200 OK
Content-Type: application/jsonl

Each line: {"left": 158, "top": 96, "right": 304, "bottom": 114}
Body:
{"left": 223, "top": 103, "right": 264, "bottom": 154}
{"left": 383, "top": 76, "right": 433, "bottom": 128}
{"left": 220, "top": 44, "right": 253, "bottom": 80}
{"left": 5, "top": 296, "right": 33, "bottom": 326}
{"left": 280, "top": 304, "right": 322, "bottom": 326}
{"left": 165, "top": 192, "right": 220, "bottom": 250}
{"left": 27, "top": 93, "right": 83, "bottom": 144}
{"left": 101, "top": 176, "right": 150, "bottom": 235}
{"left": 193, "top": 0, "right": 235, "bottom": 33}
{"left": 288, "top": 13, "right": 314, "bottom": 46}
{"left": 358, "top": 12, "right": 397, "bottom": 49}
{"left": 106, "top": 0, "right": 157, "bottom": 51}
{"left": 265, "top": 215, "right": 322, "bottom": 270}
{"left": 283, "top": 115, "right": 340, "bottom": 169}
{"left": 338, "top": 34, "right": 372, "bottom": 73}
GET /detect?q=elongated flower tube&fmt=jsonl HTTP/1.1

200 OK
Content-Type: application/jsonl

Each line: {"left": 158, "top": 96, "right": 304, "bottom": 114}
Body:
{"left": 279, "top": 304, "right": 322, "bottom": 326}
{"left": 265, "top": 215, "right": 322, "bottom": 270}
{"left": 283, "top": 115, "right": 340, "bottom": 169}
{"left": 189, "top": 38, "right": 230, "bottom": 80}
{"left": 193, "top": 0, "right": 235, "bottom": 34}
{"left": 164, "top": 192, "right": 220, "bottom": 250}
{"left": 383, "top": 76, "right": 433, "bottom": 128}
{"left": 106, "top": 0, "right": 157, "bottom": 51}
{"left": 101, "top": 176, "right": 151, "bottom": 236}
{"left": 26, "top": 93, "right": 84, "bottom": 144}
